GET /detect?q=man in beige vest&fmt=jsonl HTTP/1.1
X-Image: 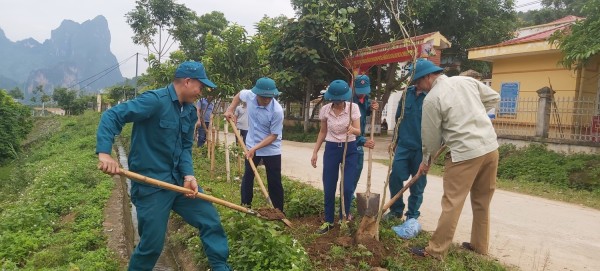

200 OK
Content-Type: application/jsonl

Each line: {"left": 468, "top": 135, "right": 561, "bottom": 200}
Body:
{"left": 408, "top": 59, "right": 500, "bottom": 259}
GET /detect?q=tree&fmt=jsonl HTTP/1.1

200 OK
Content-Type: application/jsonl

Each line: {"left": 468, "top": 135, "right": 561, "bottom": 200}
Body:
{"left": 174, "top": 11, "right": 229, "bottom": 61}
{"left": 138, "top": 51, "right": 187, "bottom": 91}
{"left": 202, "top": 24, "right": 262, "bottom": 99}
{"left": 126, "top": 0, "right": 192, "bottom": 63}
{"left": 549, "top": 0, "right": 600, "bottom": 69}
{"left": 52, "top": 88, "right": 77, "bottom": 115}
{"left": 105, "top": 85, "right": 137, "bottom": 104}
{"left": 413, "top": 0, "right": 517, "bottom": 73}
{"left": 8, "top": 87, "right": 24, "bottom": 100}
{"left": 0, "top": 89, "right": 33, "bottom": 164}
{"left": 517, "top": 0, "right": 587, "bottom": 26}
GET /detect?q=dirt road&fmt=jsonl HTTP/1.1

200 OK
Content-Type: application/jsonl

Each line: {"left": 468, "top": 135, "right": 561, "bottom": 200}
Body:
{"left": 279, "top": 139, "right": 600, "bottom": 271}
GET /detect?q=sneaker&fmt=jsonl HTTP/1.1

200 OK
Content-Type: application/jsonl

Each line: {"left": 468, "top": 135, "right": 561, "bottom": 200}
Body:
{"left": 317, "top": 222, "right": 334, "bottom": 234}
{"left": 383, "top": 211, "right": 402, "bottom": 221}
{"left": 346, "top": 214, "right": 354, "bottom": 222}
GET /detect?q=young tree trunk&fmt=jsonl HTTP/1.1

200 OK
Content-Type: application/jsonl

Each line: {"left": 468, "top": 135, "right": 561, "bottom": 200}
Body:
{"left": 303, "top": 81, "right": 312, "bottom": 133}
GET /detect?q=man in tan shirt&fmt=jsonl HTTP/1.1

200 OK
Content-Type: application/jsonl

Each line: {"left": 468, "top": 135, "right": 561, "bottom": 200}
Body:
{"left": 408, "top": 59, "right": 500, "bottom": 259}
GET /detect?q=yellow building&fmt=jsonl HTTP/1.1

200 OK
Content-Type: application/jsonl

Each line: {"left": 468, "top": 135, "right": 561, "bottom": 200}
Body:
{"left": 468, "top": 16, "right": 600, "bottom": 142}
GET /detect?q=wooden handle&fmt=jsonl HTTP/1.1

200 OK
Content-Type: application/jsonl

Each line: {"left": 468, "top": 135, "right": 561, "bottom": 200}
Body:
{"left": 366, "top": 99, "right": 376, "bottom": 194}
{"left": 382, "top": 145, "right": 447, "bottom": 212}
{"left": 119, "top": 169, "right": 256, "bottom": 215}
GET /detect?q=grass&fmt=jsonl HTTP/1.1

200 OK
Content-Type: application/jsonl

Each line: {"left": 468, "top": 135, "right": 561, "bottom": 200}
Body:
{"left": 0, "top": 112, "right": 119, "bottom": 269}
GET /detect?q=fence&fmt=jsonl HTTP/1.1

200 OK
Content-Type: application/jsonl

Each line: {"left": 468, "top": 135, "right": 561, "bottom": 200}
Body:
{"left": 492, "top": 87, "right": 600, "bottom": 145}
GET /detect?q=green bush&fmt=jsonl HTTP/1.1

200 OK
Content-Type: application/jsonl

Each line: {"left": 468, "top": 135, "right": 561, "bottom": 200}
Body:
{"left": 0, "top": 90, "right": 33, "bottom": 164}
{"left": 498, "top": 143, "right": 600, "bottom": 190}
{"left": 223, "top": 212, "right": 310, "bottom": 271}
{"left": 282, "top": 123, "right": 318, "bottom": 142}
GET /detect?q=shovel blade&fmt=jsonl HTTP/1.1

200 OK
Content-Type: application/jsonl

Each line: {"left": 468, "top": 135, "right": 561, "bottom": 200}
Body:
{"left": 356, "top": 192, "right": 381, "bottom": 217}
{"left": 355, "top": 216, "right": 379, "bottom": 244}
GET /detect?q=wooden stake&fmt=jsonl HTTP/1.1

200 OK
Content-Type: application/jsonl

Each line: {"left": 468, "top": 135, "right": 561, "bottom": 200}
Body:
{"left": 224, "top": 119, "right": 231, "bottom": 182}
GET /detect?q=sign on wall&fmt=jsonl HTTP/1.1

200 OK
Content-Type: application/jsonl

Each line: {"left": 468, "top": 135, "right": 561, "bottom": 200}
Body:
{"left": 499, "top": 82, "right": 520, "bottom": 116}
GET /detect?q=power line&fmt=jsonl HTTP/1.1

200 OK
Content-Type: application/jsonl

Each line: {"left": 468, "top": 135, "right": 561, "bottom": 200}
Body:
{"left": 67, "top": 53, "right": 137, "bottom": 90}
{"left": 515, "top": 0, "right": 543, "bottom": 10}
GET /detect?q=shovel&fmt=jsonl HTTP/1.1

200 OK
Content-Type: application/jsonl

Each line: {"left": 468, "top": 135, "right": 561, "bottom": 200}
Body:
{"left": 226, "top": 118, "right": 293, "bottom": 227}
{"left": 356, "top": 102, "right": 380, "bottom": 216}
{"left": 117, "top": 168, "right": 286, "bottom": 221}
{"left": 355, "top": 145, "right": 447, "bottom": 244}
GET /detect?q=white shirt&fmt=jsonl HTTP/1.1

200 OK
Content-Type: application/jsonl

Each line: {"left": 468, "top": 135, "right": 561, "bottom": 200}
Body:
{"left": 421, "top": 75, "right": 500, "bottom": 163}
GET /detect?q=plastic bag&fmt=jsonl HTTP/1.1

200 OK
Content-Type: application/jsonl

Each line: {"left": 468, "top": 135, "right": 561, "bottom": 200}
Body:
{"left": 487, "top": 108, "right": 496, "bottom": 119}
{"left": 392, "top": 218, "right": 421, "bottom": 239}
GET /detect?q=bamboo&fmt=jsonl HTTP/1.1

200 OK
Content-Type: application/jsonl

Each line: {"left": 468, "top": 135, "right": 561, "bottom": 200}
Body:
{"left": 224, "top": 119, "right": 231, "bottom": 182}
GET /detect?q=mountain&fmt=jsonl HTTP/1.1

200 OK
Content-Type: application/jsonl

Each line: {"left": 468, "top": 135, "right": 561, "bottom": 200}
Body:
{"left": 0, "top": 15, "right": 124, "bottom": 100}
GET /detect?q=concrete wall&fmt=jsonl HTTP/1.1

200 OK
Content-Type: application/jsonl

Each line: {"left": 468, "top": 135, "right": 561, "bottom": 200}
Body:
{"left": 498, "top": 137, "right": 600, "bottom": 154}
{"left": 491, "top": 52, "right": 578, "bottom": 99}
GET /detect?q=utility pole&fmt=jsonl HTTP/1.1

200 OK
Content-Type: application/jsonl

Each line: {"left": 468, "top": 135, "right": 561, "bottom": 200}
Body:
{"left": 135, "top": 52, "right": 139, "bottom": 97}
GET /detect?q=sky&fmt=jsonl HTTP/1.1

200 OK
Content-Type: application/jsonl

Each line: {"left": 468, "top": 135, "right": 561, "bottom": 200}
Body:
{"left": 0, "top": 0, "right": 541, "bottom": 79}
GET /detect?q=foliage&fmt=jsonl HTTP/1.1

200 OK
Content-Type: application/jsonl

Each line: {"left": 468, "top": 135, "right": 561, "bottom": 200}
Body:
{"left": 126, "top": 0, "right": 192, "bottom": 63}
{"left": 103, "top": 84, "right": 137, "bottom": 105}
{"left": 282, "top": 124, "right": 319, "bottom": 143}
{"left": 413, "top": 0, "right": 517, "bottom": 72}
{"left": 30, "top": 85, "right": 52, "bottom": 105}
{"left": 549, "top": 0, "right": 600, "bottom": 69}
{"left": 0, "top": 111, "right": 119, "bottom": 269}
{"left": 0, "top": 90, "right": 33, "bottom": 164}
{"left": 517, "top": 0, "right": 587, "bottom": 26}
{"left": 174, "top": 11, "right": 229, "bottom": 61}
{"left": 8, "top": 87, "right": 24, "bottom": 100}
{"left": 223, "top": 213, "right": 310, "bottom": 271}
{"left": 498, "top": 143, "right": 600, "bottom": 190}
{"left": 138, "top": 51, "right": 187, "bottom": 91}
{"left": 52, "top": 88, "right": 95, "bottom": 115}
{"left": 202, "top": 24, "right": 261, "bottom": 98}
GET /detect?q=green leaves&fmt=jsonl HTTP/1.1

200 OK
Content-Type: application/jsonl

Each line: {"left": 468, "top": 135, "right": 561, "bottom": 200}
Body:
{"left": 0, "top": 90, "right": 33, "bottom": 164}
{"left": 549, "top": 0, "right": 600, "bottom": 69}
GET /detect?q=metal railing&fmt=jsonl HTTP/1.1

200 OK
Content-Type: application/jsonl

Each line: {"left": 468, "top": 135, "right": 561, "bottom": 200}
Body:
{"left": 493, "top": 97, "right": 538, "bottom": 137}
{"left": 548, "top": 96, "right": 599, "bottom": 142}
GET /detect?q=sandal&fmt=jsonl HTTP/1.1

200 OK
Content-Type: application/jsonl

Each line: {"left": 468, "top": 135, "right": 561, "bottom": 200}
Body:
{"left": 461, "top": 242, "right": 475, "bottom": 251}
{"left": 410, "top": 247, "right": 430, "bottom": 257}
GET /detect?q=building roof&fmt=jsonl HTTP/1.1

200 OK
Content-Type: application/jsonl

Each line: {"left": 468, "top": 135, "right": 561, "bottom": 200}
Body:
{"left": 471, "top": 15, "right": 583, "bottom": 50}
{"left": 468, "top": 15, "right": 583, "bottom": 61}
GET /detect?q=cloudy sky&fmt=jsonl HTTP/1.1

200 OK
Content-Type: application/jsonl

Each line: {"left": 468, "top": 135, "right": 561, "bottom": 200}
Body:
{"left": 0, "top": 0, "right": 539, "bottom": 78}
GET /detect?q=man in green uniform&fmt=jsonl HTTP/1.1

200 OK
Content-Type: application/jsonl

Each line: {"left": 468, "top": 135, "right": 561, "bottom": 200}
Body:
{"left": 351, "top": 75, "right": 378, "bottom": 216}
{"left": 96, "top": 61, "right": 231, "bottom": 271}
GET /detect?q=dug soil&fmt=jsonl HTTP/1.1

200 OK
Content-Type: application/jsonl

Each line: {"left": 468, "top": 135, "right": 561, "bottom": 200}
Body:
{"left": 290, "top": 215, "right": 389, "bottom": 269}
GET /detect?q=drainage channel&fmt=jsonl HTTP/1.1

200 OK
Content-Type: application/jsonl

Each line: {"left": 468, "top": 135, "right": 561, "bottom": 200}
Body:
{"left": 117, "top": 143, "right": 179, "bottom": 271}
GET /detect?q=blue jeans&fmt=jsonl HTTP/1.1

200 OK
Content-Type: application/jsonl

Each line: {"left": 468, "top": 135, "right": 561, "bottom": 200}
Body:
{"left": 241, "top": 154, "right": 284, "bottom": 212}
{"left": 389, "top": 146, "right": 427, "bottom": 219}
{"left": 129, "top": 188, "right": 231, "bottom": 271}
{"left": 352, "top": 146, "right": 365, "bottom": 195}
{"left": 197, "top": 122, "right": 210, "bottom": 147}
{"left": 322, "top": 141, "right": 358, "bottom": 223}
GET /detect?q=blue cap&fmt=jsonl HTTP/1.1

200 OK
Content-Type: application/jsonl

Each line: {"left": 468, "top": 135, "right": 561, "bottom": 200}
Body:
{"left": 251, "top": 77, "right": 280, "bottom": 97}
{"left": 354, "top": 75, "right": 371, "bottom": 95}
{"left": 409, "top": 59, "right": 443, "bottom": 84}
{"left": 324, "top": 80, "right": 351, "bottom": 101}
{"left": 175, "top": 61, "right": 217, "bottom": 88}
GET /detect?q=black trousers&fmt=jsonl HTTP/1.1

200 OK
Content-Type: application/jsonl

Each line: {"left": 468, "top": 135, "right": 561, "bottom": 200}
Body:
{"left": 241, "top": 154, "right": 284, "bottom": 212}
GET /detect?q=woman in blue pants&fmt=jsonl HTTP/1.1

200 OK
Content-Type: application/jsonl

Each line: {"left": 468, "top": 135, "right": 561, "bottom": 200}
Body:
{"left": 311, "top": 80, "right": 361, "bottom": 234}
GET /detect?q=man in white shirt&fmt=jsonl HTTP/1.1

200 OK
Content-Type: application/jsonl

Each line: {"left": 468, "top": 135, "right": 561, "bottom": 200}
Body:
{"left": 409, "top": 59, "right": 500, "bottom": 259}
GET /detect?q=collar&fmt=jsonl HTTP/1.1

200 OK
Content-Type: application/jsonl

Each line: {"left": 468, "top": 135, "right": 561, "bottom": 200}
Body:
{"left": 328, "top": 102, "right": 349, "bottom": 116}
{"left": 431, "top": 74, "right": 447, "bottom": 89}
{"left": 168, "top": 83, "right": 192, "bottom": 115}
